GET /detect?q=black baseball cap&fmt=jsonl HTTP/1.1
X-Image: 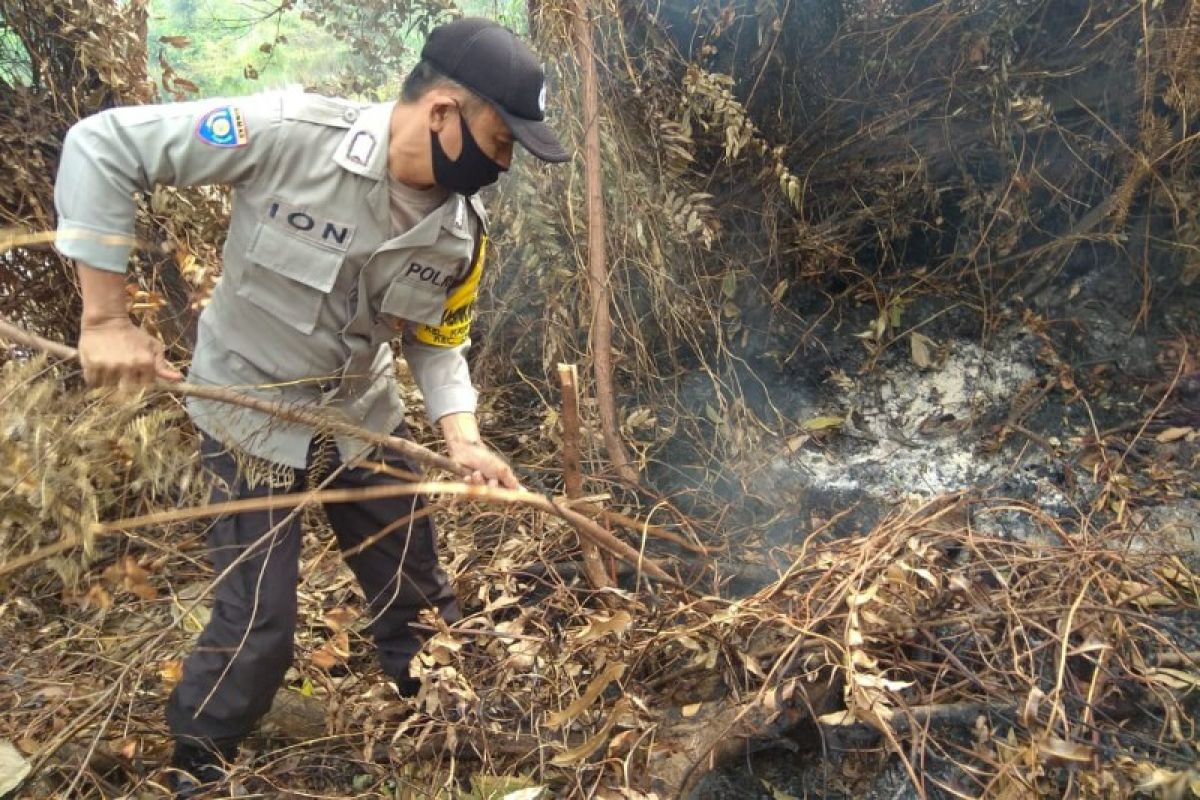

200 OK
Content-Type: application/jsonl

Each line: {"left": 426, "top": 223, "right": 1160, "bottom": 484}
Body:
{"left": 422, "top": 17, "right": 570, "bottom": 163}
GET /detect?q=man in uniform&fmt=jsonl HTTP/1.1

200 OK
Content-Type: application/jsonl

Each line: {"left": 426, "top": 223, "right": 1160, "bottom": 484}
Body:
{"left": 53, "top": 17, "right": 568, "bottom": 795}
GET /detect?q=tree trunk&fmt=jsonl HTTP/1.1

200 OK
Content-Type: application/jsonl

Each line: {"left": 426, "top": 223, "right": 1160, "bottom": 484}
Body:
{"left": 571, "top": 0, "right": 639, "bottom": 486}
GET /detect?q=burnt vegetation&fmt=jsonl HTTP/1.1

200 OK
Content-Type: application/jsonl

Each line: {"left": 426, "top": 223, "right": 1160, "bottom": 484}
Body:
{"left": 2, "top": 0, "right": 1200, "bottom": 798}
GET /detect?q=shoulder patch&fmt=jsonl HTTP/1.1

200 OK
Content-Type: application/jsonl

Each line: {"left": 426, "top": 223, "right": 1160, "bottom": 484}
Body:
{"left": 196, "top": 106, "right": 249, "bottom": 148}
{"left": 347, "top": 131, "right": 376, "bottom": 166}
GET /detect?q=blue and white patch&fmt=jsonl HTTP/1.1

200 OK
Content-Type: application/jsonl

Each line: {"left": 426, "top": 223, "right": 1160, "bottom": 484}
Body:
{"left": 195, "top": 106, "right": 249, "bottom": 148}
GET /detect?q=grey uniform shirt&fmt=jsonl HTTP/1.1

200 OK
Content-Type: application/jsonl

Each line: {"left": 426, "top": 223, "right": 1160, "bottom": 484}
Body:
{"left": 54, "top": 91, "right": 487, "bottom": 468}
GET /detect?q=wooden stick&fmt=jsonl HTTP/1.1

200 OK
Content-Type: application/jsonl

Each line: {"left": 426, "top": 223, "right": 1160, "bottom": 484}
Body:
{"left": 817, "top": 701, "right": 1012, "bottom": 734}
{"left": 559, "top": 362, "right": 614, "bottom": 588}
{"left": 0, "top": 477, "right": 682, "bottom": 586}
{"left": 552, "top": 500, "right": 677, "bottom": 585}
{"left": 559, "top": 364, "right": 585, "bottom": 500}
{"left": 362, "top": 460, "right": 681, "bottom": 587}
{"left": 0, "top": 318, "right": 685, "bottom": 586}
{"left": 577, "top": 502, "right": 712, "bottom": 556}
{"left": 571, "top": 0, "right": 637, "bottom": 485}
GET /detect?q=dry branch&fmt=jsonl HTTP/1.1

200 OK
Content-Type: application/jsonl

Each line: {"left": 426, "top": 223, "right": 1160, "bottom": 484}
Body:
{"left": 648, "top": 676, "right": 841, "bottom": 798}
{"left": 0, "top": 314, "right": 461, "bottom": 474}
{"left": 0, "top": 315, "right": 682, "bottom": 586}
{"left": 559, "top": 362, "right": 614, "bottom": 588}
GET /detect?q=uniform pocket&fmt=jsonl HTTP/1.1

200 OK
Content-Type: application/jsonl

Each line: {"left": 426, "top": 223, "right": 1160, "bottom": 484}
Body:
{"left": 379, "top": 280, "right": 447, "bottom": 327}
{"left": 238, "top": 223, "right": 344, "bottom": 334}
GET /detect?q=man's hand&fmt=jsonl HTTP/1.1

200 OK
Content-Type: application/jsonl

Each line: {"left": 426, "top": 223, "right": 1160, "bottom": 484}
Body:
{"left": 75, "top": 261, "right": 181, "bottom": 388}
{"left": 78, "top": 318, "right": 182, "bottom": 388}
{"left": 440, "top": 412, "right": 520, "bottom": 489}
{"left": 446, "top": 439, "right": 520, "bottom": 489}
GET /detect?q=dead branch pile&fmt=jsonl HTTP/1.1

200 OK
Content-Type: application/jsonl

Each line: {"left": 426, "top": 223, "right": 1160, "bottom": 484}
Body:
{"left": 0, "top": 356, "right": 201, "bottom": 586}
{"left": 7, "top": 480, "right": 1200, "bottom": 797}
{"left": 378, "top": 497, "right": 1200, "bottom": 798}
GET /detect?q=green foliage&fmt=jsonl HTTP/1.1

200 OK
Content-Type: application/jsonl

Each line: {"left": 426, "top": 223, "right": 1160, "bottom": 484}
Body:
{"left": 148, "top": 0, "right": 353, "bottom": 97}
{"left": 0, "top": 25, "right": 34, "bottom": 86}
{"left": 148, "top": 0, "right": 530, "bottom": 100}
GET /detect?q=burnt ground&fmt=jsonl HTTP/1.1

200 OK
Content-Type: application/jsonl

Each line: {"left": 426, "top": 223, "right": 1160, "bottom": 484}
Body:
{"left": 649, "top": 244, "right": 1200, "bottom": 797}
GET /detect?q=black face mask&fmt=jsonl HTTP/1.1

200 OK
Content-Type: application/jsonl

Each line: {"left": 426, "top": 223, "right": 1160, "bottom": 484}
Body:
{"left": 431, "top": 112, "right": 505, "bottom": 196}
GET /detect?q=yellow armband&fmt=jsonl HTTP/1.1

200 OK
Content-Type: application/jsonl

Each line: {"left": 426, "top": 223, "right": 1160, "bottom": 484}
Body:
{"left": 414, "top": 234, "right": 486, "bottom": 348}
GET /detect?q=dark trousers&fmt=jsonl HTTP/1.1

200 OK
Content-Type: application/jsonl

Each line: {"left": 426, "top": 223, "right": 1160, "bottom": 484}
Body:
{"left": 166, "top": 428, "right": 460, "bottom": 742}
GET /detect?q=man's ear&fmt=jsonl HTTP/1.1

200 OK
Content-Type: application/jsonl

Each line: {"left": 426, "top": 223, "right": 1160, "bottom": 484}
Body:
{"left": 428, "top": 93, "right": 458, "bottom": 134}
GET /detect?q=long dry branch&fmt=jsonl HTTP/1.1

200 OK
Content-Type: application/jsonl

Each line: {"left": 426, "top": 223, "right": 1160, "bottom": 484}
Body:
{"left": 0, "top": 480, "right": 681, "bottom": 584}
{"left": 0, "top": 315, "right": 682, "bottom": 586}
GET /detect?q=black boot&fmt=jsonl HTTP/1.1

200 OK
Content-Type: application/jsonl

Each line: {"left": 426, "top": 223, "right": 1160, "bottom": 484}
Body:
{"left": 395, "top": 675, "right": 422, "bottom": 699}
{"left": 167, "top": 737, "right": 239, "bottom": 799}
